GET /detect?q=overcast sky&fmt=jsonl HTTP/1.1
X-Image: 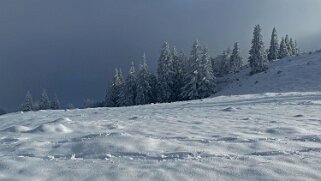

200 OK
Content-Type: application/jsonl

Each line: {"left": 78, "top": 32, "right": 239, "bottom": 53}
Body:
{"left": 1, "top": 0, "right": 321, "bottom": 111}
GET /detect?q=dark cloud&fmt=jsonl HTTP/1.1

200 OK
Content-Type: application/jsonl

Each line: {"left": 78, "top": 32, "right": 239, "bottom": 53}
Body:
{"left": 1, "top": 0, "right": 321, "bottom": 111}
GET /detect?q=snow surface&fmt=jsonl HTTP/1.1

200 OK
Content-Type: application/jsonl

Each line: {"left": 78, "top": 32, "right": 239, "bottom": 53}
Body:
{"left": 0, "top": 53, "right": 321, "bottom": 180}
{"left": 1, "top": 92, "right": 321, "bottom": 180}
{"left": 218, "top": 52, "right": 321, "bottom": 95}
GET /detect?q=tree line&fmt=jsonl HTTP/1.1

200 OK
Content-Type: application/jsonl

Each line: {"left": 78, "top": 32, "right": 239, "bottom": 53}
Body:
{"left": 21, "top": 90, "right": 60, "bottom": 111}
{"left": 18, "top": 25, "right": 300, "bottom": 112}
{"left": 105, "top": 25, "right": 299, "bottom": 107}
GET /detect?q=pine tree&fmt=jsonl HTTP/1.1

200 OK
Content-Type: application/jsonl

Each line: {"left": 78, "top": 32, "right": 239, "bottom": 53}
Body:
{"left": 279, "top": 37, "right": 289, "bottom": 59}
{"left": 21, "top": 91, "right": 33, "bottom": 112}
{"left": 249, "top": 24, "right": 268, "bottom": 74}
{"left": 50, "top": 94, "right": 60, "bottom": 110}
{"left": 230, "top": 42, "right": 243, "bottom": 72}
{"left": 149, "top": 72, "right": 158, "bottom": 103}
{"left": 268, "top": 27, "right": 279, "bottom": 61}
{"left": 106, "top": 68, "right": 124, "bottom": 107}
{"left": 157, "top": 42, "right": 174, "bottom": 103}
{"left": 180, "top": 40, "right": 202, "bottom": 100}
{"left": 120, "top": 62, "right": 137, "bottom": 106}
{"left": 39, "top": 89, "right": 50, "bottom": 110}
{"left": 171, "top": 47, "right": 185, "bottom": 101}
{"left": 222, "top": 49, "right": 232, "bottom": 75}
{"left": 285, "top": 34, "right": 293, "bottom": 56}
{"left": 136, "top": 54, "right": 152, "bottom": 105}
{"left": 198, "top": 47, "right": 215, "bottom": 98}
{"left": 289, "top": 38, "right": 296, "bottom": 55}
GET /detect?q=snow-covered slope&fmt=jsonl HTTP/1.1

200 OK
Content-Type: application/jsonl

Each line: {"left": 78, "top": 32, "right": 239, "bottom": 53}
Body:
{"left": 1, "top": 92, "right": 321, "bottom": 180}
{"left": 218, "top": 51, "right": 321, "bottom": 95}
{"left": 1, "top": 52, "right": 321, "bottom": 180}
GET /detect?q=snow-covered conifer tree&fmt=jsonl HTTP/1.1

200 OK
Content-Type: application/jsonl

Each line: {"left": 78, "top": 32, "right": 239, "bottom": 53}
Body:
{"left": 50, "top": 94, "right": 60, "bottom": 110}
{"left": 21, "top": 91, "right": 33, "bottom": 112}
{"left": 285, "top": 35, "right": 293, "bottom": 56}
{"left": 268, "top": 27, "right": 279, "bottom": 61}
{"left": 157, "top": 42, "right": 174, "bottom": 103}
{"left": 249, "top": 25, "right": 268, "bottom": 74}
{"left": 171, "top": 47, "right": 185, "bottom": 101}
{"left": 149, "top": 72, "right": 158, "bottom": 103}
{"left": 180, "top": 40, "right": 202, "bottom": 100}
{"left": 120, "top": 62, "right": 137, "bottom": 106}
{"left": 230, "top": 42, "right": 243, "bottom": 72}
{"left": 136, "top": 54, "right": 152, "bottom": 105}
{"left": 39, "top": 89, "right": 50, "bottom": 110}
{"left": 279, "top": 38, "right": 289, "bottom": 59}
{"left": 198, "top": 47, "right": 215, "bottom": 98}
{"left": 106, "top": 68, "right": 124, "bottom": 107}
{"left": 289, "top": 38, "right": 296, "bottom": 55}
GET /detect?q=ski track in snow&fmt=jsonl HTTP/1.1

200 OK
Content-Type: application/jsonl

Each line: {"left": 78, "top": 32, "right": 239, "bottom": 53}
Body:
{"left": 0, "top": 53, "right": 321, "bottom": 180}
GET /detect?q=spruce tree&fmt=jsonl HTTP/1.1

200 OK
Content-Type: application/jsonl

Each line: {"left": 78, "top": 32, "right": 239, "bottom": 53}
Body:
{"left": 171, "top": 47, "right": 185, "bottom": 101}
{"left": 279, "top": 37, "right": 289, "bottom": 59}
{"left": 106, "top": 68, "right": 124, "bottom": 107}
{"left": 157, "top": 42, "right": 174, "bottom": 103}
{"left": 230, "top": 42, "right": 243, "bottom": 72}
{"left": 268, "top": 27, "right": 279, "bottom": 61}
{"left": 249, "top": 24, "right": 268, "bottom": 74}
{"left": 21, "top": 91, "right": 33, "bottom": 112}
{"left": 220, "top": 48, "right": 233, "bottom": 76}
{"left": 136, "top": 54, "right": 152, "bottom": 105}
{"left": 285, "top": 34, "right": 293, "bottom": 56}
{"left": 120, "top": 62, "right": 137, "bottom": 106}
{"left": 39, "top": 89, "right": 50, "bottom": 110}
{"left": 149, "top": 72, "right": 158, "bottom": 103}
{"left": 51, "top": 94, "right": 60, "bottom": 110}
{"left": 180, "top": 40, "right": 202, "bottom": 100}
{"left": 198, "top": 47, "right": 215, "bottom": 98}
{"left": 289, "top": 38, "right": 296, "bottom": 55}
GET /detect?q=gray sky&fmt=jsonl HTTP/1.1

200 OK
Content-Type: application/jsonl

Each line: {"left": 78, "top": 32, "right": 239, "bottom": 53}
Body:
{"left": 1, "top": 0, "right": 321, "bottom": 111}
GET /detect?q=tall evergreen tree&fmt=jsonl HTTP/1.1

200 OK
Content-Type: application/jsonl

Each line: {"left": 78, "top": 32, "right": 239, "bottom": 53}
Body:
{"left": 198, "top": 47, "right": 215, "bottom": 98}
{"left": 21, "top": 91, "right": 33, "bottom": 112}
{"left": 136, "top": 54, "right": 152, "bottom": 105}
{"left": 171, "top": 47, "right": 185, "bottom": 101}
{"left": 249, "top": 25, "right": 268, "bottom": 74}
{"left": 285, "top": 34, "right": 293, "bottom": 56}
{"left": 157, "top": 42, "right": 174, "bottom": 102}
{"left": 220, "top": 48, "right": 232, "bottom": 75}
{"left": 39, "top": 89, "right": 50, "bottom": 110}
{"left": 149, "top": 72, "right": 158, "bottom": 103}
{"left": 279, "top": 37, "right": 289, "bottom": 59}
{"left": 120, "top": 62, "right": 137, "bottom": 106}
{"left": 230, "top": 42, "right": 243, "bottom": 72}
{"left": 289, "top": 38, "right": 296, "bottom": 55}
{"left": 268, "top": 27, "right": 279, "bottom": 61}
{"left": 180, "top": 40, "right": 202, "bottom": 100}
{"left": 106, "top": 68, "right": 124, "bottom": 107}
{"left": 50, "top": 94, "right": 60, "bottom": 110}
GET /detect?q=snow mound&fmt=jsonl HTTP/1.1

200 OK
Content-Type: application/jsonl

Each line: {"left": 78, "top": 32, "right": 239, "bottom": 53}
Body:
{"left": 221, "top": 106, "right": 239, "bottom": 112}
{"left": 27, "top": 123, "right": 72, "bottom": 134}
{"left": 2, "top": 125, "right": 31, "bottom": 133}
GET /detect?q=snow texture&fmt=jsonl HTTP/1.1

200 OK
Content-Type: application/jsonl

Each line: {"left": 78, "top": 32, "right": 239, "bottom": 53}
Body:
{"left": 0, "top": 52, "right": 321, "bottom": 180}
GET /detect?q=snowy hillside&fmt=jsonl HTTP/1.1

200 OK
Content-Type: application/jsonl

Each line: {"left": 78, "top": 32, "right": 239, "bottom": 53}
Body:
{"left": 218, "top": 51, "right": 321, "bottom": 95}
{"left": 1, "top": 91, "right": 321, "bottom": 180}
